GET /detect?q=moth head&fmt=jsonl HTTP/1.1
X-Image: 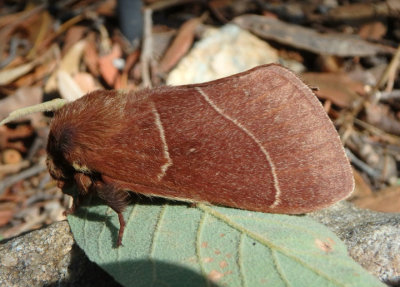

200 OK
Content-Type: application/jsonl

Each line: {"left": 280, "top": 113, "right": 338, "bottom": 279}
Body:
{"left": 46, "top": 155, "right": 74, "bottom": 187}
{"left": 46, "top": 124, "right": 76, "bottom": 188}
{"left": 46, "top": 120, "right": 95, "bottom": 196}
{"left": 45, "top": 154, "right": 63, "bottom": 178}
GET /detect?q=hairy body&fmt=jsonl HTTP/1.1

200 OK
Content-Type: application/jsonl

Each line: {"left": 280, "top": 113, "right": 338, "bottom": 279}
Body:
{"left": 47, "top": 64, "right": 354, "bottom": 246}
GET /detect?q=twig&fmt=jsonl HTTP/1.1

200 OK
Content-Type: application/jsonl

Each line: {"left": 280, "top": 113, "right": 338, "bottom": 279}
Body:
{"left": 147, "top": 0, "right": 199, "bottom": 11}
{"left": 345, "top": 148, "right": 380, "bottom": 179}
{"left": 0, "top": 4, "right": 46, "bottom": 56}
{"left": 354, "top": 118, "right": 400, "bottom": 145}
{"left": 26, "top": 136, "right": 45, "bottom": 161}
{"left": 25, "top": 190, "right": 62, "bottom": 206}
{"left": 0, "top": 162, "right": 47, "bottom": 196}
{"left": 0, "top": 160, "right": 30, "bottom": 175}
{"left": 373, "top": 44, "right": 400, "bottom": 101}
{"left": 141, "top": 8, "right": 153, "bottom": 88}
{"left": 2, "top": 213, "right": 48, "bottom": 239}
{"left": 40, "top": 13, "right": 87, "bottom": 50}
{"left": 0, "top": 37, "right": 30, "bottom": 69}
{"left": 378, "top": 90, "right": 400, "bottom": 100}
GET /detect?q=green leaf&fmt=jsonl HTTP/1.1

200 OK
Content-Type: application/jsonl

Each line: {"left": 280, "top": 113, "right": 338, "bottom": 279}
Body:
{"left": 68, "top": 197, "right": 384, "bottom": 287}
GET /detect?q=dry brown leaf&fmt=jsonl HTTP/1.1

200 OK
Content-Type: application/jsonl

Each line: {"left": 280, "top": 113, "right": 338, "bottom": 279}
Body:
{"left": 0, "top": 203, "right": 15, "bottom": 227}
{"left": 0, "top": 61, "right": 38, "bottom": 85}
{"left": 158, "top": 16, "right": 203, "bottom": 73}
{"left": 365, "top": 102, "right": 400, "bottom": 135}
{"left": 59, "top": 40, "right": 86, "bottom": 72}
{"left": 0, "top": 161, "right": 30, "bottom": 177}
{"left": 17, "top": 14, "right": 43, "bottom": 51}
{"left": 348, "top": 132, "right": 398, "bottom": 183}
{"left": 352, "top": 185, "right": 400, "bottom": 213}
{"left": 118, "top": 49, "right": 140, "bottom": 89}
{"left": 13, "top": 58, "right": 57, "bottom": 88}
{"left": 301, "top": 73, "right": 363, "bottom": 108}
{"left": 26, "top": 11, "right": 53, "bottom": 59}
{"left": 45, "top": 40, "right": 86, "bottom": 92}
{"left": 316, "top": 55, "right": 342, "bottom": 73}
{"left": 57, "top": 70, "right": 85, "bottom": 101}
{"left": 98, "top": 43, "right": 122, "bottom": 87}
{"left": 358, "top": 21, "right": 387, "bottom": 41}
{"left": 152, "top": 28, "right": 177, "bottom": 61}
{"left": 2, "top": 207, "right": 45, "bottom": 238}
{"left": 62, "top": 26, "right": 88, "bottom": 55}
{"left": 0, "top": 125, "right": 33, "bottom": 152}
{"left": 83, "top": 35, "right": 100, "bottom": 77}
{"left": 0, "top": 4, "right": 46, "bottom": 57}
{"left": 325, "top": 2, "right": 398, "bottom": 21}
{"left": 0, "top": 8, "right": 32, "bottom": 29}
{"left": 234, "top": 15, "right": 393, "bottom": 56}
{"left": 73, "top": 72, "right": 100, "bottom": 93}
{"left": 96, "top": 0, "right": 117, "bottom": 16}
{"left": 349, "top": 169, "right": 373, "bottom": 200}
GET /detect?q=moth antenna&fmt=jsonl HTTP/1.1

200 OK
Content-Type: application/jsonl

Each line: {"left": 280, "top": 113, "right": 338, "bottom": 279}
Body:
{"left": 0, "top": 98, "right": 68, "bottom": 125}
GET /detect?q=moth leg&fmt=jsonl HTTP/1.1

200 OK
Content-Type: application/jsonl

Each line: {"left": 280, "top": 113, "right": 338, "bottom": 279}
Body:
{"left": 117, "top": 213, "right": 126, "bottom": 248}
{"left": 63, "top": 194, "right": 83, "bottom": 216}
{"left": 63, "top": 200, "right": 75, "bottom": 216}
{"left": 95, "top": 182, "right": 130, "bottom": 247}
{"left": 64, "top": 173, "right": 92, "bottom": 216}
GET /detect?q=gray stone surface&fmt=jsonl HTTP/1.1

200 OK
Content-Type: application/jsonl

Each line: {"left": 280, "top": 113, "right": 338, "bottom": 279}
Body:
{"left": 0, "top": 221, "right": 119, "bottom": 287}
{"left": 310, "top": 202, "right": 400, "bottom": 286}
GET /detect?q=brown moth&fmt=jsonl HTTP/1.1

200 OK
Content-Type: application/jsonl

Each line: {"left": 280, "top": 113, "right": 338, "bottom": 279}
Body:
{"left": 46, "top": 64, "right": 354, "bottom": 246}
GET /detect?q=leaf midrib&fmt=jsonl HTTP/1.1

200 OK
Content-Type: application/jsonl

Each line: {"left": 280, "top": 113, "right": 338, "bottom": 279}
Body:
{"left": 198, "top": 204, "right": 347, "bottom": 287}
